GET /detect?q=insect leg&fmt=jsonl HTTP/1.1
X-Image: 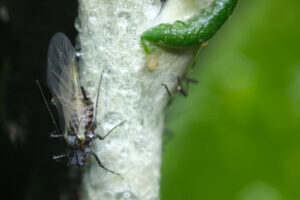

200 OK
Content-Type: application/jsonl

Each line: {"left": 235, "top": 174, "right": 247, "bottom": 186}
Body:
{"left": 89, "top": 152, "right": 122, "bottom": 177}
{"left": 161, "top": 83, "right": 172, "bottom": 97}
{"left": 53, "top": 154, "right": 67, "bottom": 160}
{"left": 95, "top": 121, "right": 126, "bottom": 140}
{"left": 80, "top": 86, "right": 88, "bottom": 102}
{"left": 50, "top": 131, "right": 64, "bottom": 138}
{"left": 176, "top": 77, "right": 187, "bottom": 97}
{"left": 50, "top": 134, "right": 64, "bottom": 138}
{"left": 162, "top": 76, "right": 198, "bottom": 100}
{"left": 183, "top": 76, "right": 198, "bottom": 97}
{"left": 161, "top": 83, "right": 174, "bottom": 106}
{"left": 184, "top": 77, "right": 198, "bottom": 84}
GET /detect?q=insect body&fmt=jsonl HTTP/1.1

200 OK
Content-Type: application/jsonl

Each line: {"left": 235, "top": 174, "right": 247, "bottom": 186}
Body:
{"left": 46, "top": 32, "right": 122, "bottom": 174}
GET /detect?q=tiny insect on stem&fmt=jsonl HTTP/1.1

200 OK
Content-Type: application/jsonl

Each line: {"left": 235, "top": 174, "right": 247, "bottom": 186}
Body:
{"left": 162, "top": 76, "right": 198, "bottom": 101}
{"left": 45, "top": 33, "right": 125, "bottom": 175}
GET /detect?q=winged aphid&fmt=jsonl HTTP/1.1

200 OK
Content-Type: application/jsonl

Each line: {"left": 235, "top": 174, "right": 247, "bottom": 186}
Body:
{"left": 41, "top": 32, "right": 124, "bottom": 175}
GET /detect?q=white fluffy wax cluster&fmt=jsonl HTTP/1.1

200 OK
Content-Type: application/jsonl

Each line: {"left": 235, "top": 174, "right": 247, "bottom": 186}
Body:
{"left": 76, "top": 0, "right": 212, "bottom": 200}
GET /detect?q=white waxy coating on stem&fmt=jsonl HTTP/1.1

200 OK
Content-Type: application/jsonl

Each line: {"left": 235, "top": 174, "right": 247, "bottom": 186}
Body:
{"left": 77, "top": 0, "right": 211, "bottom": 200}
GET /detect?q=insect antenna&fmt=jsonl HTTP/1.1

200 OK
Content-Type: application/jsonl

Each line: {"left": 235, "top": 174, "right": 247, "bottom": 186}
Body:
{"left": 95, "top": 120, "right": 126, "bottom": 140}
{"left": 93, "top": 74, "right": 103, "bottom": 127}
{"left": 36, "top": 80, "right": 62, "bottom": 136}
{"left": 37, "top": 80, "right": 69, "bottom": 160}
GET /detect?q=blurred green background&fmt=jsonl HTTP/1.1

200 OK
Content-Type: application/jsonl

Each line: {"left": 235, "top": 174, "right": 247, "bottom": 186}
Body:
{"left": 162, "top": 0, "right": 300, "bottom": 199}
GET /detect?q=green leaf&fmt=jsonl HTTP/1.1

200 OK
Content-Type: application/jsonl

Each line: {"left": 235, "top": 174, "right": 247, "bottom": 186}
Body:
{"left": 141, "top": 0, "right": 238, "bottom": 52}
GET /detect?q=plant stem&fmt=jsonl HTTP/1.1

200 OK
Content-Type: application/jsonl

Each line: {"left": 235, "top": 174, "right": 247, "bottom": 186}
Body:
{"left": 77, "top": 0, "right": 236, "bottom": 199}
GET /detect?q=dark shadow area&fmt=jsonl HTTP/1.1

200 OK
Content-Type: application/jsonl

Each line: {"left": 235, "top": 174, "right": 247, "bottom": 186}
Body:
{"left": 0, "top": 0, "right": 80, "bottom": 200}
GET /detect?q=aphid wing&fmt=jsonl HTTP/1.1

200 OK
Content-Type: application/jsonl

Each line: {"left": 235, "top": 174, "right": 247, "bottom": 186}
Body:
{"left": 46, "top": 32, "right": 81, "bottom": 133}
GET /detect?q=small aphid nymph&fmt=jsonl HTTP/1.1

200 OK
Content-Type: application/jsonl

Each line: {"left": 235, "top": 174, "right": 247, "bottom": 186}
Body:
{"left": 146, "top": 54, "right": 159, "bottom": 71}
{"left": 44, "top": 32, "right": 124, "bottom": 175}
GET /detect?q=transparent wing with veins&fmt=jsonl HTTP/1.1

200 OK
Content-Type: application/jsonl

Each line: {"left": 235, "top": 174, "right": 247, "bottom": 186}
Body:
{"left": 46, "top": 32, "right": 82, "bottom": 134}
